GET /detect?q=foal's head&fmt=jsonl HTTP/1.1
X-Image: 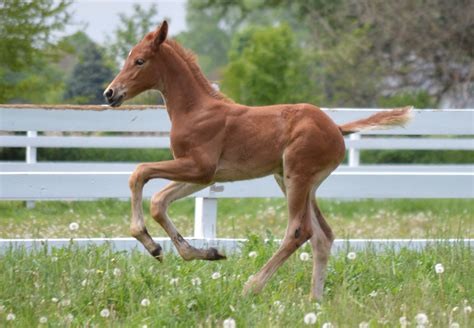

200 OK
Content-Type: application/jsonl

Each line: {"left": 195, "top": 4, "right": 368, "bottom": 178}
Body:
{"left": 104, "top": 21, "right": 169, "bottom": 107}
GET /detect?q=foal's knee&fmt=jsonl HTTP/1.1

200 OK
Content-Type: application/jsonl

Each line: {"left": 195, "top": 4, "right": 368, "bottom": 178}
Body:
{"left": 129, "top": 164, "right": 147, "bottom": 190}
{"left": 150, "top": 192, "right": 167, "bottom": 222}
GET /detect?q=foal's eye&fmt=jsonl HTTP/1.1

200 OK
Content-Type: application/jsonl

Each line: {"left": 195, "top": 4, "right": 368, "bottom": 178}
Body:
{"left": 135, "top": 58, "right": 145, "bottom": 66}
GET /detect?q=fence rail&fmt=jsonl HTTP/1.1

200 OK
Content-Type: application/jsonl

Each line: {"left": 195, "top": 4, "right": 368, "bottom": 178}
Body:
{"left": 1, "top": 238, "right": 472, "bottom": 255}
{"left": 1, "top": 105, "right": 473, "bottom": 239}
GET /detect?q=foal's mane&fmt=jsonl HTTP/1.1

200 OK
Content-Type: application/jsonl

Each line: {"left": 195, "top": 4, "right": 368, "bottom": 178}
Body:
{"left": 165, "top": 39, "right": 234, "bottom": 104}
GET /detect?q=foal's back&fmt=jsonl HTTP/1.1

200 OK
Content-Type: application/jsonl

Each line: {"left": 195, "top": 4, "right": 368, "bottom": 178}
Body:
{"left": 214, "top": 102, "right": 346, "bottom": 182}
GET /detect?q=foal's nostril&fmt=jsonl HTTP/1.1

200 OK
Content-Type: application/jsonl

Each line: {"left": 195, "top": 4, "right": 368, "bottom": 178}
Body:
{"left": 104, "top": 88, "right": 114, "bottom": 99}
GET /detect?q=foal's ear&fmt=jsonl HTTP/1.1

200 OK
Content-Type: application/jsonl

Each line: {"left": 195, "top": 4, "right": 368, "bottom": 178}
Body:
{"left": 153, "top": 20, "right": 168, "bottom": 49}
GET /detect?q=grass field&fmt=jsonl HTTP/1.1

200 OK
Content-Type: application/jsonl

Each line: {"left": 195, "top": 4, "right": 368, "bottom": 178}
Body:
{"left": 1, "top": 199, "right": 473, "bottom": 239}
{"left": 0, "top": 240, "right": 472, "bottom": 327}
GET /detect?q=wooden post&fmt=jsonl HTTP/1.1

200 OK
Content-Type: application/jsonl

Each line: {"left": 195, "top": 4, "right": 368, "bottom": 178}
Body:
{"left": 26, "top": 131, "right": 37, "bottom": 209}
{"left": 348, "top": 133, "right": 360, "bottom": 167}
{"left": 194, "top": 197, "right": 217, "bottom": 239}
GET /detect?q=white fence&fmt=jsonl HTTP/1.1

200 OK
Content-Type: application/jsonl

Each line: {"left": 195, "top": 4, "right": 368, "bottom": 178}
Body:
{"left": 0, "top": 105, "right": 473, "bottom": 240}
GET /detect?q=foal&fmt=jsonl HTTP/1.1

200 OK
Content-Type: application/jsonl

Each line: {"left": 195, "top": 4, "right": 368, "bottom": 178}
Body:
{"left": 104, "top": 21, "right": 411, "bottom": 300}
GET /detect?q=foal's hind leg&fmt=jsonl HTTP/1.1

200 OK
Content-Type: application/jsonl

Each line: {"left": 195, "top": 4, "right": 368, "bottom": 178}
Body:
{"left": 309, "top": 194, "right": 334, "bottom": 300}
{"left": 243, "top": 175, "right": 313, "bottom": 295}
{"left": 150, "top": 181, "right": 226, "bottom": 261}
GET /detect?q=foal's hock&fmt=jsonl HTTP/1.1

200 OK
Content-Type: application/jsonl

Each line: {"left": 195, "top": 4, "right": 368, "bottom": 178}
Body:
{"left": 104, "top": 20, "right": 412, "bottom": 300}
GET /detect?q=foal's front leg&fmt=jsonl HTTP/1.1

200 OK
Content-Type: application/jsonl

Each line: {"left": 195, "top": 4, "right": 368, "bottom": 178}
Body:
{"left": 128, "top": 157, "right": 216, "bottom": 260}
{"left": 150, "top": 181, "right": 226, "bottom": 261}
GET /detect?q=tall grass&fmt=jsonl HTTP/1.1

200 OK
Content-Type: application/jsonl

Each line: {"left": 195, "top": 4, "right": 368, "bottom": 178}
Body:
{"left": 0, "top": 240, "right": 472, "bottom": 327}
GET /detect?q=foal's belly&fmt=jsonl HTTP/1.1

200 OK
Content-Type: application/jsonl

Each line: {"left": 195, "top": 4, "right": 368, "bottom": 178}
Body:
{"left": 213, "top": 158, "right": 282, "bottom": 182}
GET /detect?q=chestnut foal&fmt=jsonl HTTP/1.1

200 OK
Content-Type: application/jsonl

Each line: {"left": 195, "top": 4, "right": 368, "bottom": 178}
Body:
{"left": 104, "top": 21, "right": 411, "bottom": 300}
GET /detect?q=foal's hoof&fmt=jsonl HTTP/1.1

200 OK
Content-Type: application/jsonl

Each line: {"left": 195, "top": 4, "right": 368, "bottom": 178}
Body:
{"left": 207, "top": 247, "right": 226, "bottom": 261}
{"left": 150, "top": 246, "right": 163, "bottom": 262}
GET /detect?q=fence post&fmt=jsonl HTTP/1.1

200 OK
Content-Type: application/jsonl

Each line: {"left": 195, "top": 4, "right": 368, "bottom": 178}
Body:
{"left": 348, "top": 133, "right": 360, "bottom": 167}
{"left": 194, "top": 197, "right": 217, "bottom": 239}
{"left": 26, "top": 131, "right": 37, "bottom": 209}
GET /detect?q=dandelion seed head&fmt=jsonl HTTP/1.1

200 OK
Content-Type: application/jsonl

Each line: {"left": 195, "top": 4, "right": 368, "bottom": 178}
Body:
{"left": 359, "top": 322, "right": 369, "bottom": 328}
{"left": 100, "top": 308, "right": 110, "bottom": 318}
{"left": 212, "top": 272, "right": 221, "bottom": 280}
{"left": 6, "top": 313, "right": 15, "bottom": 321}
{"left": 113, "top": 268, "right": 121, "bottom": 277}
{"left": 248, "top": 251, "right": 258, "bottom": 258}
{"left": 65, "top": 313, "right": 74, "bottom": 322}
{"left": 68, "top": 222, "right": 79, "bottom": 231}
{"left": 434, "top": 263, "right": 444, "bottom": 274}
{"left": 60, "top": 299, "right": 71, "bottom": 307}
{"left": 303, "top": 312, "right": 317, "bottom": 325}
{"left": 322, "top": 322, "right": 333, "bottom": 328}
{"left": 191, "top": 277, "right": 201, "bottom": 286}
{"left": 39, "top": 316, "right": 48, "bottom": 324}
{"left": 223, "top": 317, "right": 236, "bottom": 328}
{"left": 141, "top": 298, "right": 150, "bottom": 307}
{"left": 299, "top": 252, "right": 310, "bottom": 261}
{"left": 415, "top": 313, "right": 428, "bottom": 325}
{"left": 347, "top": 252, "right": 357, "bottom": 260}
{"left": 450, "top": 323, "right": 460, "bottom": 328}
{"left": 170, "top": 277, "right": 179, "bottom": 286}
{"left": 464, "top": 305, "right": 472, "bottom": 314}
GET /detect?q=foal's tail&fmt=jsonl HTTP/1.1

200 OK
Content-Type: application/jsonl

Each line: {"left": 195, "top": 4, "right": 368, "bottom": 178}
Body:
{"left": 339, "top": 106, "right": 413, "bottom": 136}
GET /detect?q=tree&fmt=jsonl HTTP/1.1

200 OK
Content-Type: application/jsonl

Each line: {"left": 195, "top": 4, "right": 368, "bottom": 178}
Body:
{"left": 197, "top": 0, "right": 474, "bottom": 107}
{"left": 108, "top": 4, "right": 161, "bottom": 64}
{"left": 176, "top": 0, "right": 232, "bottom": 79}
{"left": 0, "top": 0, "right": 72, "bottom": 103}
{"left": 222, "top": 24, "right": 317, "bottom": 106}
{"left": 64, "top": 42, "right": 114, "bottom": 104}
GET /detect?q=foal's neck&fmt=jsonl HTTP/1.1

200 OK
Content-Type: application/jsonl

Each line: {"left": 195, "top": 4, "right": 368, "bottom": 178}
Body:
{"left": 158, "top": 43, "right": 219, "bottom": 120}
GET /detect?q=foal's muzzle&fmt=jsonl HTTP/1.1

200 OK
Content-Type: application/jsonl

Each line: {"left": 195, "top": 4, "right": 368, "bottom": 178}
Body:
{"left": 103, "top": 87, "right": 126, "bottom": 107}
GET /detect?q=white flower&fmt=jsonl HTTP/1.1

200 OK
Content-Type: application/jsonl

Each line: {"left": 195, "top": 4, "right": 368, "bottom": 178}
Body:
{"left": 191, "top": 277, "right": 201, "bottom": 286}
{"left": 223, "top": 317, "right": 236, "bottom": 328}
{"left": 100, "top": 308, "right": 110, "bottom": 318}
{"left": 464, "top": 305, "right": 472, "bottom": 314}
{"left": 434, "top": 263, "right": 444, "bottom": 274}
{"left": 322, "top": 322, "right": 333, "bottom": 328}
{"left": 299, "top": 252, "right": 310, "bottom": 261}
{"left": 212, "top": 272, "right": 221, "bottom": 280}
{"left": 359, "top": 322, "right": 369, "bottom": 328}
{"left": 69, "top": 222, "right": 79, "bottom": 231}
{"left": 415, "top": 313, "right": 429, "bottom": 325}
{"left": 248, "top": 251, "right": 258, "bottom": 258}
{"left": 141, "top": 298, "right": 150, "bottom": 307}
{"left": 369, "top": 290, "right": 378, "bottom": 297}
{"left": 347, "top": 252, "right": 357, "bottom": 260}
{"left": 51, "top": 297, "right": 59, "bottom": 303}
{"left": 303, "top": 312, "right": 317, "bottom": 325}
{"left": 399, "top": 316, "right": 408, "bottom": 327}
{"left": 450, "top": 323, "right": 460, "bottom": 328}
{"left": 113, "top": 268, "right": 121, "bottom": 277}
{"left": 6, "top": 313, "right": 15, "bottom": 321}
{"left": 187, "top": 300, "right": 197, "bottom": 310}
{"left": 39, "top": 316, "right": 48, "bottom": 324}
{"left": 170, "top": 278, "right": 179, "bottom": 286}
